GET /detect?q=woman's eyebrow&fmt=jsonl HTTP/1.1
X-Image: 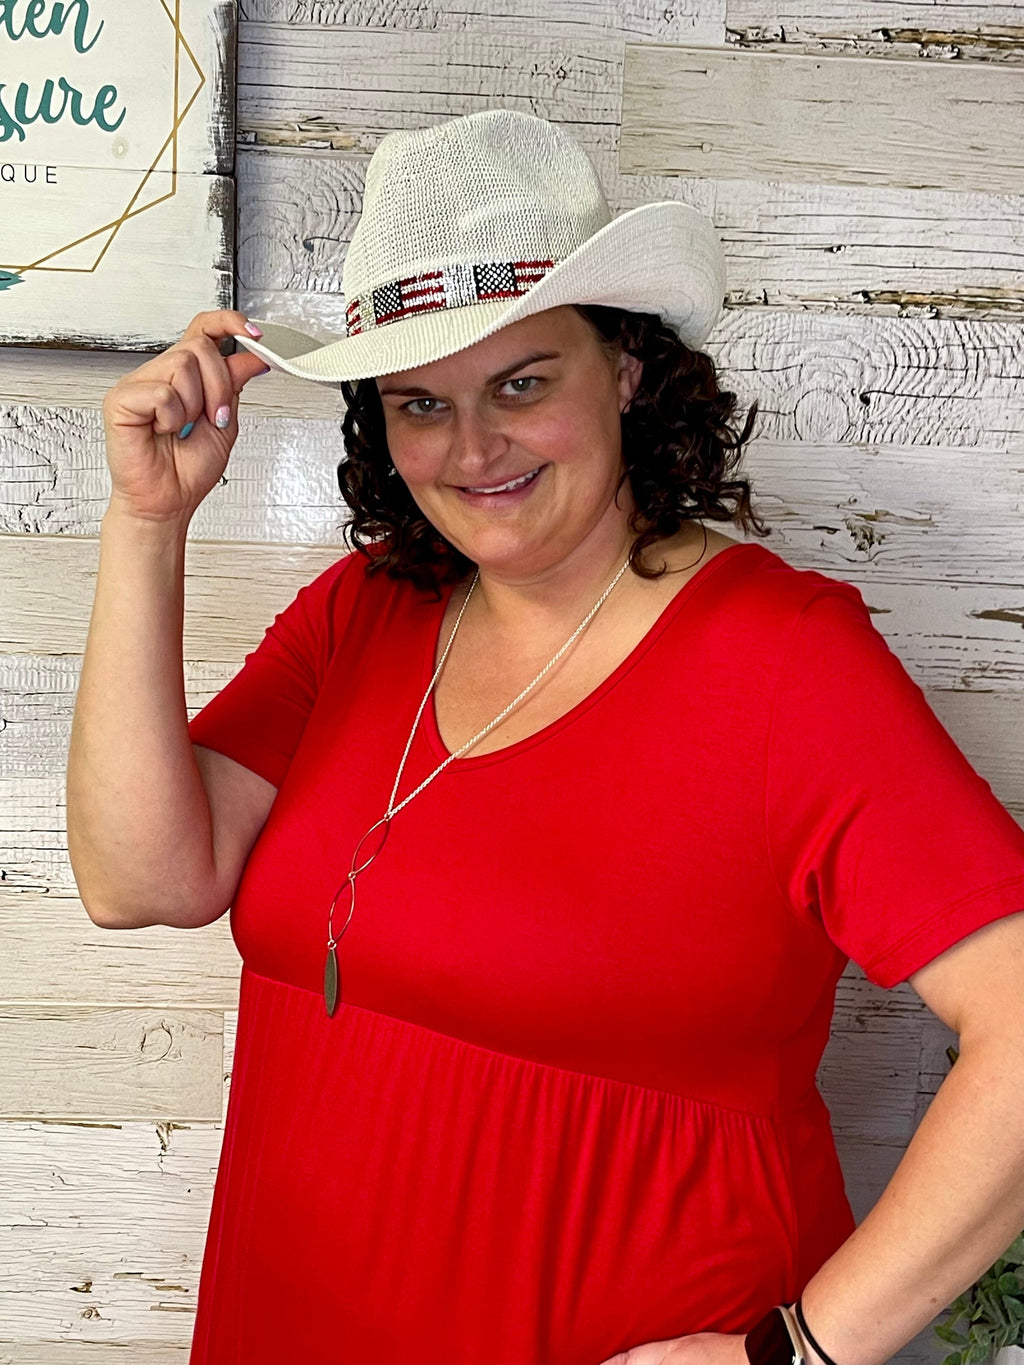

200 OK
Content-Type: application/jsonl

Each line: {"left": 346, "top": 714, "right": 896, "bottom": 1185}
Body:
{"left": 378, "top": 350, "right": 561, "bottom": 397}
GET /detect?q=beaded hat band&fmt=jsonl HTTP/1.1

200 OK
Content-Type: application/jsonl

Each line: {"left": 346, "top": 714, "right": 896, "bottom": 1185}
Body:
{"left": 345, "top": 258, "right": 557, "bottom": 336}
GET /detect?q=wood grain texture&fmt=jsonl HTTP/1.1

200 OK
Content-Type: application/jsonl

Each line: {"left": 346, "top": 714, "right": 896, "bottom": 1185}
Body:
{"left": 0, "top": 535, "right": 344, "bottom": 660}
{"left": 0, "top": 1349, "right": 189, "bottom": 1363}
{"left": 5, "top": 162, "right": 1019, "bottom": 410}
{"left": 724, "top": 0, "right": 1024, "bottom": 61}
{"left": 241, "top": 0, "right": 727, "bottom": 42}
{"left": 237, "top": 22, "right": 623, "bottom": 151}
{"left": 0, "top": 406, "right": 347, "bottom": 540}
{"left": 0, "top": 891, "right": 241, "bottom": 1007}
{"left": 743, "top": 438, "right": 1024, "bottom": 584}
{"left": 5, "top": 509, "right": 1024, "bottom": 684}
{"left": 704, "top": 310, "right": 1024, "bottom": 451}
{"left": 0, "top": 1008, "right": 223, "bottom": 1120}
{"left": 620, "top": 44, "right": 1024, "bottom": 192}
{"left": 0, "top": 1119, "right": 221, "bottom": 1349}
{"left": 714, "top": 178, "right": 1024, "bottom": 319}
{"left": 3, "top": 589, "right": 1022, "bottom": 900}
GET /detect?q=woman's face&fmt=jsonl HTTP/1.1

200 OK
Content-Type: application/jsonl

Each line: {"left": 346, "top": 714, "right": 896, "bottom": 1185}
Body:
{"left": 375, "top": 305, "right": 643, "bottom": 584}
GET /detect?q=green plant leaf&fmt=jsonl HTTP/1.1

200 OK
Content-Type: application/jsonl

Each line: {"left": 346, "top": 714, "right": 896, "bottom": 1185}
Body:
{"left": 979, "top": 1288, "right": 1010, "bottom": 1327}
{"left": 936, "top": 1325, "right": 969, "bottom": 1345}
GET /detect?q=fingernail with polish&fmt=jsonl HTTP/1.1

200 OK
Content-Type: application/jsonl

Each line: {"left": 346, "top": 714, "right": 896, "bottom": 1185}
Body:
{"left": 215, "top": 405, "right": 231, "bottom": 429}
{"left": 179, "top": 421, "right": 195, "bottom": 439}
{"left": 244, "top": 321, "right": 263, "bottom": 337}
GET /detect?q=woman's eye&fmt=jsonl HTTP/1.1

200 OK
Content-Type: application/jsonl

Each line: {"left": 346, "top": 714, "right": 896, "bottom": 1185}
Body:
{"left": 502, "top": 376, "right": 539, "bottom": 396}
{"left": 402, "top": 377, "right": 540, "bottom": 419}
{"left": 404, "top": 397, "right": 443, "bottom": 418}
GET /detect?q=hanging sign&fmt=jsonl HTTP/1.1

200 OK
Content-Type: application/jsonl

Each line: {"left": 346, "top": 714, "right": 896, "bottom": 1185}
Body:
{"left": 0, "top": 0, "right": 236, "bottom": 350}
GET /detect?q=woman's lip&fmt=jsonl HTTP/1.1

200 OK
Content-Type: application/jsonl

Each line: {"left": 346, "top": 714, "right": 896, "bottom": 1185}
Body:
{"left": 455, "top": 466, "right": 544, "bottom": 494}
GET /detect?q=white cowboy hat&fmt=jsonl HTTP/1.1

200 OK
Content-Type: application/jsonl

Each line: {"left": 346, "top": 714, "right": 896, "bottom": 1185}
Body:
{"left": 234, "top": 107, "right": 727, "bottom": 385}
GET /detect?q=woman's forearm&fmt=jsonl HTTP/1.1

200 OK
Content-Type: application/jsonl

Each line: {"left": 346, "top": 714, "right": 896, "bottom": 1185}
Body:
{"left": 66, "top": 500, "right": 218, "bottom": 928}
{"left": 797, "top": 1033, "right": 1024, "bottom": 1365}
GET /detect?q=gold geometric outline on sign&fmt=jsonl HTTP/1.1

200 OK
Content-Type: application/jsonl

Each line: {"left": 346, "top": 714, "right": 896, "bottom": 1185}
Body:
{"left": 2, "top": 0, "right": 207, "bottom": 275}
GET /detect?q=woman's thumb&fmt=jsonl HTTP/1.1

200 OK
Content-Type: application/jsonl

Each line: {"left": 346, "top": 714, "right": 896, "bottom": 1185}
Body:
{"left": 227, "top": 350, "right": 273, "bottom": 392}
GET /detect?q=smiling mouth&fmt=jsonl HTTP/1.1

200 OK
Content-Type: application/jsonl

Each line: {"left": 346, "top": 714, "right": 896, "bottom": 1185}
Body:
{"left": 459, "top": 467, "right": 544, "bottom": 495}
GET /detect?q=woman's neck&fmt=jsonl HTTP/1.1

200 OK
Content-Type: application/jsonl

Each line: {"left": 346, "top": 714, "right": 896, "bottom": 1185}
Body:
{"left": 467, "top": 531, "right": 636, "bottom": 641}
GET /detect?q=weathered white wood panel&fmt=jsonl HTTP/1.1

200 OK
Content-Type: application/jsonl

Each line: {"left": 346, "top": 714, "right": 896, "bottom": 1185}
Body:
{"left": 4, "top": 655, "right": 1021, "bottom": 889}
{"left": 0, "top": 1107, "right": 941, "bottom": 1361}
{"left": 242, "top": 0, "right": 727, "bottom": 42}
{"left": 3, "top": 310, "right": 1024, "bottom": 540}
{"left": 821, "top": 975, "right": 934, "bottom": 1145}
{"left": 4, "top": 173, "right": 1019, "bottom": 410}
{"left": 6, "top": 418, "right": 1024, "bottom": 573}
{"left": 0, "top": 405, "right": 346, "bottom": 540}
{"left": 222, "top": 1009, "right": 237, "bottom": 1122}
{"left": 620, "top": 44, "right": 1024, "bottom": 192}
{"left": 0, "top": 535, "right": 343, "bottom": 660}
{"left": 713, "top": 178, "right": 1024, "bottom": 319}
{"left": 0, "top": 1006, "right": 952, "bottom": 1363}
{"left": 725, "top": 0, "right": 1024, "bottom": 60}
{"left": 237, "top": 23, "right": 623, "bottom": 151}
{"left": 0, "top": 1347, "right": 189, "bottom": 1363}
{"left": 741, "top": 439, "right": 1024, "bottom": 583}
{"left": 0, "top": 891, "right": 241, "bottom": 1007}
{"left": 0, "top": 1119, "right": 221, "bottom": 1350}
{"left": 704, "top": 311, "right": 1024, "bottom": 451}
{"left": 0, "top": 1007, "right": 223, "bottom": 1120}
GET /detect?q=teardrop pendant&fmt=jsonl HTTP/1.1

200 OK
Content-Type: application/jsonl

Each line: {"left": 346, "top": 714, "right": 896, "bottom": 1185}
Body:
{"left": 324, "top": 944, "right": 339, "bottom": 1016}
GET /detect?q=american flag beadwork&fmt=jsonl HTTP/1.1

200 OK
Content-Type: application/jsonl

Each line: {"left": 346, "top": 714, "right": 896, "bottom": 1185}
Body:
{"left": 345, "top": 258, "right": 557, "bottom": 336}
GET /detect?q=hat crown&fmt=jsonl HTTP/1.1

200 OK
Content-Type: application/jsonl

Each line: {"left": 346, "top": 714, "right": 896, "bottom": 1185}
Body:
{"left": 342, "top": 109, "right": 612, "bottom": 298}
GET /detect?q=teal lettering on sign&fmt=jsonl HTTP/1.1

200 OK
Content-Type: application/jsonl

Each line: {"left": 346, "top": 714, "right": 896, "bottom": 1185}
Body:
{"left": 0, "top": 0, "right": 126, "bottom": 142}
{"left": 0, "top": 77, "right": 125, "bottom": 141}
{"left": 0, "top": 0, "right": 104, "bottom": 53}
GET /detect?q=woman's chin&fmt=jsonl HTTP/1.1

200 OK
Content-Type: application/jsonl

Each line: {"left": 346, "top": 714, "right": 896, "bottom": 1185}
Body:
{"left": 435, "top": 516, "right": 552, "bottom": 576}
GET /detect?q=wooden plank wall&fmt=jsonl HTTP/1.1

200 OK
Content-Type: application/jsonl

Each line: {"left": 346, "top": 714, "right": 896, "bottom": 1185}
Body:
{"left": 2, "top": 0, "right": 1022, "bottom": 1358}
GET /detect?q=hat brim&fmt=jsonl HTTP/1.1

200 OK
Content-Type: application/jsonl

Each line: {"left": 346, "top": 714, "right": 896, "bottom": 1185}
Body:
{"left": 234, "top": 200, "right": 725, "bottom": 385}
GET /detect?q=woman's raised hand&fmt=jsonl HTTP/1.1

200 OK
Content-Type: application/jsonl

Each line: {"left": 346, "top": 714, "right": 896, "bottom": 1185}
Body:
{"left": 101, "top": 309, "right": 272, "bottom": 523}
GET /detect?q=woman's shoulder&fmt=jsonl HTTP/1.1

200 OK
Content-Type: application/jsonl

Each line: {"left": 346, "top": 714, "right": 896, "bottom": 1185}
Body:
{"left": 661, "top": 526, "right": 871, "bottom": 640}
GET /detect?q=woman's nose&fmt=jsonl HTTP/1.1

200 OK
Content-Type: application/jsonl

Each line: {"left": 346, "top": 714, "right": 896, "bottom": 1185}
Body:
{"left": 448, "top": 406, "right": 509, "bottom": 475}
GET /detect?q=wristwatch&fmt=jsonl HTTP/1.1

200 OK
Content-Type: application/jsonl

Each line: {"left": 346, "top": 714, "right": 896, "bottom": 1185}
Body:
{"left": 745, "top": 1303, "right": 805, "bottom": 1365}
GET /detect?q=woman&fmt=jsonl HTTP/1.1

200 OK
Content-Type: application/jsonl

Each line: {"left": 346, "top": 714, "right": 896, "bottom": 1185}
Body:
{"left": 67, "top": 109, "right": 1024, "bottom": 1365}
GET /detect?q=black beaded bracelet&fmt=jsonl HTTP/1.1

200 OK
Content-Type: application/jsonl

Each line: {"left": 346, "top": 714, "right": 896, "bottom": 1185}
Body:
{"left": 795, "top": 1298, "right": 841, "bottom": 1365}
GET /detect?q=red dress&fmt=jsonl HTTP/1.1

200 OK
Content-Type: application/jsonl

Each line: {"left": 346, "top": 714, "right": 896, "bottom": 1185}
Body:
{"left": 186, "top": 540, "right": 1024, "bottom": 1364}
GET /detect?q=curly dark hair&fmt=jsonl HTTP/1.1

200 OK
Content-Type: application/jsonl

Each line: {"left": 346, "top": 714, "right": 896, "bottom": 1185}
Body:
{"left": 337, "top": 304, "right": 771, "bottom": 593}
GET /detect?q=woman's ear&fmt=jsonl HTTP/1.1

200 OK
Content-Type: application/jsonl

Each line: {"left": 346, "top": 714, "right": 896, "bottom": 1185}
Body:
{"left": 617, "top": 349, "right": 643, "bottom": 414}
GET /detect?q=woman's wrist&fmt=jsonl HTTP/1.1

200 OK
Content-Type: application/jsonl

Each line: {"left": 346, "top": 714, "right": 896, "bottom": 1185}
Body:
{"left": 787, "top": 1301, "right": 837, "bottom": 1365}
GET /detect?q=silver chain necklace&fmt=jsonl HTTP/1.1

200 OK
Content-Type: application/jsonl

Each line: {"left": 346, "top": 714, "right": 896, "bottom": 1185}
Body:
{"left": 323, "top": 551, "right": 633, "bottom": 1015}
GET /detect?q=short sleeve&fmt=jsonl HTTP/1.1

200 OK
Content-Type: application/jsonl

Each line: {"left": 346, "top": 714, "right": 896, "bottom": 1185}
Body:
{"left": 187, "top": 550, "right": 363, "bottom": 788}
{"left": 765, "top": 585, "right": 1024, "bottom": 988}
